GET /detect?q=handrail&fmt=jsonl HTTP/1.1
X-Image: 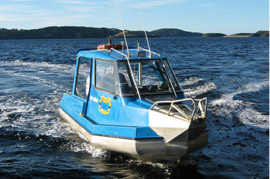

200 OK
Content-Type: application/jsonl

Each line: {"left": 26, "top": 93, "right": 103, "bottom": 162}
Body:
{"left": 110, "top": 48, "right": 128, "bottom": 59}
{"left": 138, "top": 47, "right": 161, "bottom": 58}
{"left": 195, "top": 98, "right": 207, "bottom": 118}
{"left": 150, "top": 97, "right": 207, "bottom": 121}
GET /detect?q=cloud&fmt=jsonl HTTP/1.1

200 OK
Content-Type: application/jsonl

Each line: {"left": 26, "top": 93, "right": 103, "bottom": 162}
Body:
{"left": 1, "top": 0, "right": 188, "bottom": 30}
{"left": 102, "top": 0, "right": 187, "bottom": 9}
{"left": 0, "top": 4, "right": 37, "bottom": 23}
{"left": 0, "top": 4, "right": 35, "bottom": 12}
{"left": 56, "top": 0, "right": 96, "bottom": 6}
{"left": 0, "top": 16, "right": 10, "bottom": 22}
{"left": 138, "top": 0, "right": 187, "bottom": 9}
{"left": 63, "top": 5, "right": 95, "bottom": 12}
{"left": 10, "top": 0, "right": 33, "bottom": 2}
{"left": 56, "top": 0, "right": 97, "bottom": 12}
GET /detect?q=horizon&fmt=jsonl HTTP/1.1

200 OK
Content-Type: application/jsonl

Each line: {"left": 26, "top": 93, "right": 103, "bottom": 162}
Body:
{"left": 0, "top": 0, "right": 269, "bottom": 35}
{"left": 1, "top": 26, "right": 268, "bottom": 36}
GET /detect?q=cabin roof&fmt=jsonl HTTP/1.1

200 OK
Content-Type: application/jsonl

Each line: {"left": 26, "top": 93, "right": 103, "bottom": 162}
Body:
{"left": 76, "top": 48, "right": 163, "bottom": 61}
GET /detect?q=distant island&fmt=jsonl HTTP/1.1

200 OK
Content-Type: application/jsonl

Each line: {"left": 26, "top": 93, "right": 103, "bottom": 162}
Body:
{"left": 0, "top": 26, "right": 268, "bottom": 39}
{"left": 203, "top": 31, "right": 269, "bottom": 38}
{"left": 202, "top": 33, "right": 226, "bottom": 37}
{"left": 112, "top": 30, "right": 160, "bottom": 38}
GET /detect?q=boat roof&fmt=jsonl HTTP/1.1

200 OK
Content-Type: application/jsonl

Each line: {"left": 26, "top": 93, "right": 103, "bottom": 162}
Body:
{"left": 76, "top": 48, "right": 164, "bottom": 61}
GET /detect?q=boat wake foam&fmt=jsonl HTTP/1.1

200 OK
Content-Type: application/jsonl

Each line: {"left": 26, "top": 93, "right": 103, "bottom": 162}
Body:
{"left": 180, "top": 77, "right": 217, "bottom": 98}
{"left": 66, "top": 140, "right": 108, "bottom": 158}
{"left": 210, "top": 80, "right": 269, "bottom": 130}
{"left": 0, "top": 60, "right": 108, "bottom": 158}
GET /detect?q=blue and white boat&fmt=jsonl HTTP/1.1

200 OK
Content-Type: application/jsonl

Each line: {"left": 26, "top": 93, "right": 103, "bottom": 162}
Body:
{"left": 59, "top": 39, "right": 208, "bottom": 161}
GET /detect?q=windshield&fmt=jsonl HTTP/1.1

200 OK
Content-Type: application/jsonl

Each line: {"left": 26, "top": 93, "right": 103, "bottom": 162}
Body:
{"left": 116, "top": 59, "right": 180, "bottom": 96}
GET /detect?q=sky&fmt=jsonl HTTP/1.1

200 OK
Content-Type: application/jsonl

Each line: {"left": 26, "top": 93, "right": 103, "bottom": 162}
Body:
{"left": 0, "top": 0, "right": 269, "bottom": 34}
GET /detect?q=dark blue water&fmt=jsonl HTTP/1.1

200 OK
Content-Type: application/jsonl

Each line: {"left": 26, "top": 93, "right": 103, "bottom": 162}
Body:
{"left": 0, "top": 37, "right": 268, "bottom": 178}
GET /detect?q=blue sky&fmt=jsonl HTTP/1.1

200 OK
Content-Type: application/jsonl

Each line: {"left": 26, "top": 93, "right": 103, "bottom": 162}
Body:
{"left": 0, "top": 0, "right": 268, "bottom": 34}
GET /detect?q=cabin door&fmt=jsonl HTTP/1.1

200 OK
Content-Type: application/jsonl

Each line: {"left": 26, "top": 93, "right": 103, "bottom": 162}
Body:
{"left": 72, "top": 57, "right": 92, "bottom": 115}
{"left": 85, "top": 59, "right": 122, "bottom": 124}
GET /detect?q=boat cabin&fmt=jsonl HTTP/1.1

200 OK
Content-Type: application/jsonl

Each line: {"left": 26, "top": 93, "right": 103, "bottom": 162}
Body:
{"left": 72, "top": 45, "right": 185, "bottom": 122}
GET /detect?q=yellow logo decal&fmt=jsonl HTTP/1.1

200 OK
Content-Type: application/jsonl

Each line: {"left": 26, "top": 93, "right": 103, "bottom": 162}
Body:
{"left": 98, "top": 96, "right": 111, "bottom": 115}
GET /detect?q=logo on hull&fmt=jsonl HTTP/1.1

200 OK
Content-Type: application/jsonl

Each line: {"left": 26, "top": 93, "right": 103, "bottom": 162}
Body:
{"left": 98, "top": 96, "right": 111, "bottom": 115}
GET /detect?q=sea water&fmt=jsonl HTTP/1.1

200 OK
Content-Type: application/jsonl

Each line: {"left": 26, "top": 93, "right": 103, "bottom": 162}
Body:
{"left": 0, "top": 37, "right": 268, "bottom": 178}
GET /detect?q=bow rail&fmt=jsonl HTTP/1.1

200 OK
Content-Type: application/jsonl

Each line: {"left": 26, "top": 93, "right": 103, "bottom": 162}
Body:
{"left": 150, "top": 97, "right": 207, "bottom": 121}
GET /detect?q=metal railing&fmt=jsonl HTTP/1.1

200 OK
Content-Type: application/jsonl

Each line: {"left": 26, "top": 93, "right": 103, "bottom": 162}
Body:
{"left": 150, "top": 97, "right": 207, "bottom": 121}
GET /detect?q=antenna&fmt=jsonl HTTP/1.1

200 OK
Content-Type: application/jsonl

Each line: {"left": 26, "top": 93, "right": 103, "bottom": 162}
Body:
{"left": 120, "top": 18, "right": 130, "bottom": 57}
{"left": 119, "top": 17, "right": 141, "bottom": 100}
{"left": 137, "top": 0, "right": 152, "bottom": 58}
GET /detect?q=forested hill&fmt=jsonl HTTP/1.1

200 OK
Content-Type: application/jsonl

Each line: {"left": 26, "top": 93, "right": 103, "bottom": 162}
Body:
{"left": 202, "top": 31, "right": 269, "bottom": 37}
{"left": 0, "top": 26, "right": 268, "bottom": 39}
{"left": 151, "top": 28, "right": 202, "bottom": 37}
{"left": 0, "top": 26, "right": 122, "bottom": 39}
{"left": 0, "top": 26, "right": 202, "bottom": 39}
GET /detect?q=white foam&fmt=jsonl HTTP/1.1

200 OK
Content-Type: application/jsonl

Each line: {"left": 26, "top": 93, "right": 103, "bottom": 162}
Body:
{"left": 0, "top": 83, "right": 67, "bottom": 139}
{"left": 180, "top": 77, "right": 203, "bottom": 86}
{"left": 212, "top": 81, "right": 268, "bottom": 105}
{"left": 241, "top": 81, "right": 268, "bottom": 93}
{"left": 184, "top": 82, "right": 217, "bottom": 97}
{"left": 143, "top": 161, "right": 167, "bottom": 169}
{"left": 68, "top": 141, "right": 108, "bottom": 158}
{"left": 0, "top": 95, "right": 107, "bottom": 159}
{"left": 211, "top": 80, "right": 269, "bottom": 130}
{"left": 0, "top": 61, "right": 73, "bottom": 92}
{"left": 0, "top": 60, "right": 110, "bottom": 159}
{"left": 238, "top": 107, "right": 268, "bottom": 129}
{"left": 13, "top": 60, "right": 74, "bottom": 71}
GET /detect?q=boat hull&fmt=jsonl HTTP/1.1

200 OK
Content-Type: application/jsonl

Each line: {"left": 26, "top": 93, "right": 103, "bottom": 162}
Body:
{"left": 59, "top": 108, "right": 207, "bottom": 161}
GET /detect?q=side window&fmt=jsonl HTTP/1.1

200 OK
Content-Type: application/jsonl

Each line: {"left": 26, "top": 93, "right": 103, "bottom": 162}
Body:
{"left": 116, "top": 62, "right": 133, "bottom": 96}
{"left": 75, "top": 57, "right": 91, "bottom": 99}
{"left": 95, "top": 60, "right": 115, "bottom": 93}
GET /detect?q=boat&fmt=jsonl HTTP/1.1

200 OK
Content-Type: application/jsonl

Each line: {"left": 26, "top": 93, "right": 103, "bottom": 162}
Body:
{"left": 59, "top": 38, "right": 208, "bottom": 161}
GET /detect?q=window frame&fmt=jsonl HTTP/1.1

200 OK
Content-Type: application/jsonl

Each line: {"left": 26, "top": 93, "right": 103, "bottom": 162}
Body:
{"left": 116, "top": 61, "right": 136, "bottom": 97}
{"left": 73, "top": 56, "right": 92, "bottom": 99}
{"left": 94, "top": 58, "right": 117, "bottom": 95}
{"left": 125, "top": 58, "right": 182, "bottom": 96}
{"left": 93, "top": 58, "right": 182, "bottom": 97}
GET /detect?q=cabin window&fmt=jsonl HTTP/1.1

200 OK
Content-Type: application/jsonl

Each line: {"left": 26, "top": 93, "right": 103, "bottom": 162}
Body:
{"left": 116, "top": 63, "right": 134, "bottom": 96}
{"left": 162, "top": 59, "right": 180, "bottom": 90}
{"left": 74, "top": 57, "right": 91, "bottom": 99}
{"left": 128, "top": 59, "right": 180, "bottom": 94}
{"left": 95, "top": 60, "right": 116, "bottom": 93}
{"left": 131, "top": 60, "right": 165, "bottom": 87}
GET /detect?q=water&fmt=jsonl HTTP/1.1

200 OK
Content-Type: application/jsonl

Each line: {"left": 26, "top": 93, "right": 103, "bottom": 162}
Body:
{"left": 0, "top": 37, "right": 268, "bottom": 178}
